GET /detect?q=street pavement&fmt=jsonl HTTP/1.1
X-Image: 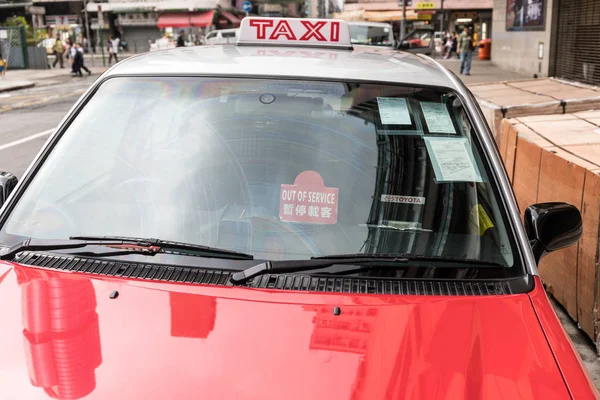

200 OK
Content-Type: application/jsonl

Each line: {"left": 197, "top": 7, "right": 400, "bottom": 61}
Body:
{"left": 0, "top": 72, "right": 100, "bottom": 177}
{"left": 1, "top": 59, "right": 600, "bottom": 387}
{"left": 437, "top": 58, "right": 530, "bottom": 84}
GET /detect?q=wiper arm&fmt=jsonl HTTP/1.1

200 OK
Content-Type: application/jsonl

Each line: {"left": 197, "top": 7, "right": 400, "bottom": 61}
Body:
{"left": 0, "top": 236, "right": 253, "bottom": 261}
{"left": 230, "top": 253, "right": 503, "bottom": 285}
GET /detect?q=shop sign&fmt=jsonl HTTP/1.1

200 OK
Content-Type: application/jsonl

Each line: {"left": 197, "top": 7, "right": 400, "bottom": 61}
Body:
{"left": 506, "top": 0, "right": 545, "bottom": 31}
{"left": 415, "top": 2, "right": 435, "bottom": 10}
{"left": 28, "top": 6, "right": 46, "bottom": 15}
{"left": 45, "top": 15, "right": 78, "bottom": 26}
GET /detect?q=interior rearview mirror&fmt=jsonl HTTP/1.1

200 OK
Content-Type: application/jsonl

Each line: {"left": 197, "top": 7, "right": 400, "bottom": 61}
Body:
{"left": 0, "top": 172, "right": 18, "bottom": 208}
{"left": 524, "top": 202, "right": 582, "bottom": 263}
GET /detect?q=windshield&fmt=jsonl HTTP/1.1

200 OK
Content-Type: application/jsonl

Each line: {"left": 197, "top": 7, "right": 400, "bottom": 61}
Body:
{"left": 0, "top": 77, "right": 517, "bottom": 269}
{"left": 349, "top": 24, "right": 394, "bottom": 47}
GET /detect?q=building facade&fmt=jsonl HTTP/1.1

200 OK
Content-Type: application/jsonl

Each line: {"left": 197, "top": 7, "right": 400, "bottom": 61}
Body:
{"left": 491, "top": 0, "right": 551, "bottom": 78}
{"left": 492, "top": 0, "right": 600, "bottom": 85}
{"left": 336, "top": 0, "right": 492, "bottom": 41}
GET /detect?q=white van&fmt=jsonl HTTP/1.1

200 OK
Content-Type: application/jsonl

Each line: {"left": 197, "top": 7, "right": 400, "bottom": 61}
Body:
{"left": 348, "top": 22, "right": 395, "bottom": 48}
{"left": 204, "top": 29, "right": 240, "bottom": 45}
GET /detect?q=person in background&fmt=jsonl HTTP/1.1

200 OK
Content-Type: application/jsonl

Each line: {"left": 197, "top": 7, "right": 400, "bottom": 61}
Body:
{"left": 75, "top": 43, "right": 91, "bottom": 76}
{"left": 108, "top": 36, "right": 120, "bottom": 65}
{"left": 64, "top": 37, "right": 75, "bottom": 73}
{"left": 443, "top": 32, "right": 454, "bottom": 59}
{"left": 449, "top": 32, "right": 458, "bottom": 59}
{"left": 71, "top": 43, "right": 83, "bottom": 77}
{"left": 0, "top": 48, "right": 6, "bottom": 78}
{"left": 52, "top": 35, "right": 64, "bottom": 68}
{"left": 177, "top": 30, "right": 186, "bottom": 47}
{"left": 457, "top": 27, "right": 473, "bottom": 75}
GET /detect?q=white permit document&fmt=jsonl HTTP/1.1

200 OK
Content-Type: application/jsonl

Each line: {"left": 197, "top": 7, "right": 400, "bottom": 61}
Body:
{"left": 377, "top": 97, "right": 411, "bottom": 125}
{"left": 425, "top": 137, "right": 483, "bottom": 182}
{"left": 420, "top": 102, "right": 456, "bottom": 134}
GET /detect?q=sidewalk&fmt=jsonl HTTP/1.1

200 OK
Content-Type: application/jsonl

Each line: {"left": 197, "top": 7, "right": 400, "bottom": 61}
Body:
{"left": 0, "top": 53, "right": 132, "bottom": 93}
{"left": 436, "top": 58, "right": 530, "bottom": 85}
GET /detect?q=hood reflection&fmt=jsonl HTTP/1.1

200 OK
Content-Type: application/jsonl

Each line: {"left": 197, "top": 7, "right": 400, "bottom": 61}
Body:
{"left": 170, "top": 292, "right": 216, "bottom": 339}
{"left": 17, "top": 269, "right": 101, "bottom": 399}
{"left": 305, "top": 305, "right": 376, "bottom": 354}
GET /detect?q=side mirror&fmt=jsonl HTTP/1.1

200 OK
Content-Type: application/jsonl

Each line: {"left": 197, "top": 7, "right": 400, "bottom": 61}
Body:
{"left": 524, "top": 202, "right": 582, "bottom": 263}
{"left": 0, "top": 172, "right": 18, "bottom": 208}
{"left": 399, "top": 40, "right": 410, "bottom": 50}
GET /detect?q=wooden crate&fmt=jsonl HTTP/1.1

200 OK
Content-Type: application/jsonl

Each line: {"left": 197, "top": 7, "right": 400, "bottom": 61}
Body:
{"left": 502, "top": 117, "right": 600, "bottom": 351}
{"left": 473, "top": 78, "right": 600, "bottom": 140}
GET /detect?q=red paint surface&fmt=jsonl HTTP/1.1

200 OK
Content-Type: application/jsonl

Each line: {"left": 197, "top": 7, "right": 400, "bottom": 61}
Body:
{"left": 280, "top": 171, "right": 338, "bottom": 224}
{"left": 0, "top": 261, "right": 580, "bottom": 399}
{"left": 529, "top": 276, "right": 600, "bottom": 399}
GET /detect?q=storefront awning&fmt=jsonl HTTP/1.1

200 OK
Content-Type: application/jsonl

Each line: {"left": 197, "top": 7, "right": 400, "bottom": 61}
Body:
{"left": 157, "top": 10, "right": 214, "bottom": 28}
{"left": 157, "top": 13, "right": 192, "bottom": 28}
{"left": 190, "top": 10, "right": 215, "bottom": 27}
{"left": 363, "top": 10, "right": 421, "bottom": 21}
{"left": 219, "top": 10, "right": 240, "bottom": 26}
{"left": 332, "top": 10, "right": 365, "bottom": 21}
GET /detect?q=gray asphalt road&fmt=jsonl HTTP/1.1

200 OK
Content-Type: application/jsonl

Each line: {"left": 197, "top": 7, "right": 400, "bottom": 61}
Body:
{"left": 0, "top": 77, "right": 95, "bottom": 178}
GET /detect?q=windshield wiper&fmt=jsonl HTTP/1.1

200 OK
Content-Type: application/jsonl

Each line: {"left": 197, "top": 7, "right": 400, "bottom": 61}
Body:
{"left": 230, "top": 253, "right": 502, "bottom": 284}
{"left": 0, "top": 236, "right": 253, "bottom": 261}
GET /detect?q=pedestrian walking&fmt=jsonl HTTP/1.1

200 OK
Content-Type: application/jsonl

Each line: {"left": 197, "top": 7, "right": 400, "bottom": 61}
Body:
{"left": 458, "top": 27, "right": 474, "bottom": 76}
{"left": 177, "top": 30, "right": 186, "bottom": 47}
{"left": 108, "top": 36, "right": 120, "bottom": 65}
{"left": 443, "top": 33, "right": 454, "bottom": 59}
{"left": 75, "top": 43, "right": 91, "bottom": 76}
{"left": 52, "top": 35, "right": 65, "bottom": 68}
{"left": 64, "top": 38, "right": 79, "bottom": 76}
{"left": 70, "top": 43, "right": 83, "bottom": 77}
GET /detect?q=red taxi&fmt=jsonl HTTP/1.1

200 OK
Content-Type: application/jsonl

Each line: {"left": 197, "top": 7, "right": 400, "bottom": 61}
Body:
{"left": 0, "top": 17, "right": 597, "bottom": 399}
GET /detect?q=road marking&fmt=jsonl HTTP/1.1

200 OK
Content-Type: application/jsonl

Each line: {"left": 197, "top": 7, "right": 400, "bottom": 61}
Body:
{"left": 0, "top": 128, "right": 54, "bottom": 152}
{"left": 0, "top": 94, "right": 10, "bottom": 98}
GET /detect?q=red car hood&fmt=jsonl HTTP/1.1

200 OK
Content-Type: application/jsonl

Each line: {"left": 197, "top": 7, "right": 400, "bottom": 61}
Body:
{"left": 0, "top": 262, "right": 570, "bottom": 400}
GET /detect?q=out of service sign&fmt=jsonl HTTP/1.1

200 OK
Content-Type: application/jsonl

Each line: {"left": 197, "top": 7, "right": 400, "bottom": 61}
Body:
{"left": 280, "top": 171, "right": 338, "bottom": 224}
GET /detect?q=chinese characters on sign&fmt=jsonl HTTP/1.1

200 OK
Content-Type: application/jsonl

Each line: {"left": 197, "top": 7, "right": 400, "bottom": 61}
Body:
{"left": 506, "top": 0, "right": 545, "bottom": 31}
{"left": 280, "top": 171, "right": 338, "bottom": 224}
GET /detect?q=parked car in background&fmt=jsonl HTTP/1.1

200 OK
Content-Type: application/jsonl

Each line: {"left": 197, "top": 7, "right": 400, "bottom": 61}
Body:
{"left": 348, "top": 21, "right": 395, "bottom": 48}
{"left": 204, "top": 28, "right": 239, "bottom": 45}
{"left": 398, "top": 27, "right": 435, "bottom": 55}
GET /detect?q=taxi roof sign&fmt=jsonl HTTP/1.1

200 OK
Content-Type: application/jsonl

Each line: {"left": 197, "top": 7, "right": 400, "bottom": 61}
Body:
{"left": 237, "top": 17, "right": 352, "bottom": 49}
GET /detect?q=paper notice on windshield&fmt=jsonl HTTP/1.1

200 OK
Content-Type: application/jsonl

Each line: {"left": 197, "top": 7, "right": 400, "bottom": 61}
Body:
{"left": 420, "top": 102, "right": 456, "bottom": 134}
{"left": 425, "top": 137, "right": 483, "bottom": 182}
{"left": 377, "top": 97, "right": 411, "bottom": 125}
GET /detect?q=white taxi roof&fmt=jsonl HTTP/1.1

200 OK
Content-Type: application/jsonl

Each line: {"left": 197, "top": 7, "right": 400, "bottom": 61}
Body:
{"left": 108, "top": 46, "right": 457, "bottom": 89}
{"left": 106, "top": 17, "right": 458, "bottom": 90}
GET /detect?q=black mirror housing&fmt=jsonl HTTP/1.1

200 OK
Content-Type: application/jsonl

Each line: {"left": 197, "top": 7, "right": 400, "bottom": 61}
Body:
{"left": 524, "top": 202, "right": 582, "bottom": 263}
{"left": 0, "top": 172, "right": 18, "bottom": 208}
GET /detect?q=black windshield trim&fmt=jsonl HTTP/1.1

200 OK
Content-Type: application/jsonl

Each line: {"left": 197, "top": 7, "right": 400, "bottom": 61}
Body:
{"left": 11, "top": 251, "right": 535, "bottom": 295}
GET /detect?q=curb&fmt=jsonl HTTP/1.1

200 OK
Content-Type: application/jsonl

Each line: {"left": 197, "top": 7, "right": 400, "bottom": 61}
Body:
{"left": 0, "top": 82, "right": 35, "bottom": 93}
